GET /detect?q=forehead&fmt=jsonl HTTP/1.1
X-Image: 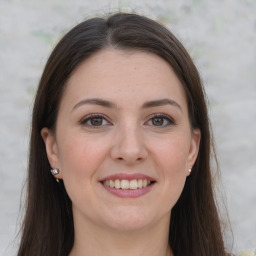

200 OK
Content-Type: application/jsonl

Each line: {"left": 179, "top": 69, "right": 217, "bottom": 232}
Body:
{"left": 62, "top": 49, "right": 187, "bottom": 110}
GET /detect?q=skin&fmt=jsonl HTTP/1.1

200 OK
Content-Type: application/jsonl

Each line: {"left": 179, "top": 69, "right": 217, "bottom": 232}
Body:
{"left": 41, "top": 49, "right": 201, "bottom": 256}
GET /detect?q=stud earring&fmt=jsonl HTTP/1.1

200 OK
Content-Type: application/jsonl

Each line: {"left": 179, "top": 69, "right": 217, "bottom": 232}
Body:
{"left": 51, "top": 168, "right": 59, "bottom": 175}
{"left": 188, "top": 168, "right": 192, "bottom": 173}
{"left": 51, "top": 169, "right": 60, "bottom": 183}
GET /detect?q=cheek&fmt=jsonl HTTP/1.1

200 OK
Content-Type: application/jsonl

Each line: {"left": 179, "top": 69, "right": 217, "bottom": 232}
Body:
{"left": 151, "top": 135, "right": 189, "bottom": 205}
{"left": 154, "top": 135, "right": 190, "bottom": 173}
{"left": 57, "top": 134, "right": 108, "bottom": 180}
{"left": 57, "top": 134, "right": 109, "bottom": 208}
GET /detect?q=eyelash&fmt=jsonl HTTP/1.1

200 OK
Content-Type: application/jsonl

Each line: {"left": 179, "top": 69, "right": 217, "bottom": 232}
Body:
{"left": 145, "top": 113, "right": 175, "bottom": 127}
{"left": 80, "top": 113, "right": 111, "bottom": 127}
{"left": 80, "top": 113, "right": 175, "bottom": 128}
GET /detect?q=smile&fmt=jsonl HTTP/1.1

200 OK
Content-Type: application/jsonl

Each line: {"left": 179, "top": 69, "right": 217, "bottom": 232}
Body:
{"left": 102, "top": 179, "right": 153, "bottom": 190}
{"left": 100, "top": 174, "right": 156, "bottom": 198}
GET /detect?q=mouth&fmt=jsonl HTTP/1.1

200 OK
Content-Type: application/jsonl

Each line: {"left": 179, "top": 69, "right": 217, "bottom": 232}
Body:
{"left": 101, "top": 179, "right": 155, "bottom": 190}
{"left": 99, "top": 174, "right": 156, "bottom": 198}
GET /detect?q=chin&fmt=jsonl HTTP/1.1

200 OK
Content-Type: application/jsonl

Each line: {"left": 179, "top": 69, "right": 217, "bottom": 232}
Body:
{"left": 101, "top": 207, "right": 157, "bottom": 232}
{"left": 107, "top": 219, "right": 151, "bottom": 232}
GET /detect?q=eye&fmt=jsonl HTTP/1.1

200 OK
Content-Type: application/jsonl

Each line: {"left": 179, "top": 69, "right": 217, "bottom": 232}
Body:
{"left": 80, "top": 114, "right": 111, "bottom": 127}
{"left": 145, "top": 114, "right": 175, "bottom": 127}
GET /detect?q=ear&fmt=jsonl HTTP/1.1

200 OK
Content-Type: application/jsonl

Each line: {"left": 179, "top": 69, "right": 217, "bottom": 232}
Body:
{"left": 187, "top": 128, "right": 201, "bottom": 174}
{"left": 41, "top": 127, "right": 63, "bottom": 179}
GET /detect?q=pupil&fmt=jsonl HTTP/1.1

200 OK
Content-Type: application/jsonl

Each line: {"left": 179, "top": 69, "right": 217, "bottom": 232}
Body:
{"left": 153, "top": 117, "right": 163, "bottom": 126}
{"left": 91, "top": 118, "right": 102, "bottom": 126}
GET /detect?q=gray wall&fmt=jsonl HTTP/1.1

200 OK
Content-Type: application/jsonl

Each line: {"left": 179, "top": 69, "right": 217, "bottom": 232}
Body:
{"left": 0, "top": 0, "right": 255, "bottom": 255}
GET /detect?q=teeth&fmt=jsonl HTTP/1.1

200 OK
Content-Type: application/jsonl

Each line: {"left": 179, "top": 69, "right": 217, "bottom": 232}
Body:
{"left": 138, "top": 179, "right": 143, "bottom": 188}
{"left": 115, "top": 180, "right": 121, "bottom": 189}
{"left": 109, "top": 180, "right": 115, "bottom": 188}
{"left": 121, "top": 180, "right": 129, "bottom": 189}
{"left": 129, "top": 179, "right": 138, "bottom": 190}
{"left": 103, "top": 179, "right": 153, "bottom": 189}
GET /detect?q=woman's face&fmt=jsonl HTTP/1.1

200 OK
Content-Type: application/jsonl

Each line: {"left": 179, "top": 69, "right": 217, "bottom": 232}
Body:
{"left": 42, "top": 49, "right": 200, "bottom": 232}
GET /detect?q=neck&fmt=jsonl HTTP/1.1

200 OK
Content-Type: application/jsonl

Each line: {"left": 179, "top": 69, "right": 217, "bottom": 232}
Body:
{"left": 69, "top": 213, "right": 173, "bottom": 256}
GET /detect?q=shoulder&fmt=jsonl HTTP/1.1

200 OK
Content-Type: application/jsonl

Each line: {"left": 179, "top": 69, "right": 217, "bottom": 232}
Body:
{"left": 238, "top": 249, "right": 256, "bottom": 256}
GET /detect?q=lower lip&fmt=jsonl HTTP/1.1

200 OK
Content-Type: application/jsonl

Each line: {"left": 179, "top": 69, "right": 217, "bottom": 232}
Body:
{"left": 101, "top": 183, "right": 155, "bottom": 198}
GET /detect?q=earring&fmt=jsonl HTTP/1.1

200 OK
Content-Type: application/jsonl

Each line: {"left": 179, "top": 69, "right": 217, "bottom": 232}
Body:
{"left": 51, "top": 169, "right": 59, "bottom": 175}
{"left": 51, "top": 169, "right": 60, "bottom": 183}
{"left": 188, "top": 168, "right": 192, "bottom": 173}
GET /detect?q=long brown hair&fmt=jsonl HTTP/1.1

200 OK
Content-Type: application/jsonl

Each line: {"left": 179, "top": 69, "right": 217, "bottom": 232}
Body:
{"left": 18, "top": 12, "right": 230, "bottom": 256}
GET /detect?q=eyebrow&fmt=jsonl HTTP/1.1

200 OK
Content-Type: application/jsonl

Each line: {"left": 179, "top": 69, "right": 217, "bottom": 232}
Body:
{"left": 72, "top": 98, "right": 117, "bottom": 112}
{"left": 72, "top": 98, "right": 182, "bottom": 112}
{"left": 142, "top": 98, "right": 182, "bottom": 111}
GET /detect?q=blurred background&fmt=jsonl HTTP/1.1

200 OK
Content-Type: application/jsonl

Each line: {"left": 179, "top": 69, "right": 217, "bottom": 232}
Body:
{"left": 0, "top": 0, "right": 255, "bottom": 255}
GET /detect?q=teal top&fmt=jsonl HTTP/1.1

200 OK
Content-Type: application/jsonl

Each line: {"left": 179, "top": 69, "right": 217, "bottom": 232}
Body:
{"left": 239, "top": 249, "right": 256, "bottom": 256}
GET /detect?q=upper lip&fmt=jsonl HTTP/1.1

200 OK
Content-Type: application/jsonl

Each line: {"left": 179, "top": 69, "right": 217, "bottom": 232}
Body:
{"left": 99, "top": 173, "right": 156, "bottom": 182}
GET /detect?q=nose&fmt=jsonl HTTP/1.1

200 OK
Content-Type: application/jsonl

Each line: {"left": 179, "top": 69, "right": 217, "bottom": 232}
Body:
{"left": 110, "top": 125, "right": 148, "bottom": 164}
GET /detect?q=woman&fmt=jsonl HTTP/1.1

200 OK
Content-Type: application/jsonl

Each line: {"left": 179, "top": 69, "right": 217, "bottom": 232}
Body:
{"left": 18, "top": 12, "right": 232, "bottom": 256}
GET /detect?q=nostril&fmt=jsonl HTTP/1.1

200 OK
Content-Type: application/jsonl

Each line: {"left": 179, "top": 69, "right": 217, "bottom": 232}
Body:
{"left": 110, "top": 143, "right": 148, "bottom": 163}
{"left": 116, "top": 157, "right": 143, "bottom": 162}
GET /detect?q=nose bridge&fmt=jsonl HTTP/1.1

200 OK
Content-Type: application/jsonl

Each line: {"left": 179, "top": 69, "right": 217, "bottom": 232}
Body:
{"left": 110, "top": 120, "right": 147, "bottom": 163}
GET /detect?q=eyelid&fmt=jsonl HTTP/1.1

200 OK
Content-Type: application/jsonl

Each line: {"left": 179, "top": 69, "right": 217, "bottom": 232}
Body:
{"left": 80, "top": 113, "right": 112, "bottom": 126}
{"left": 145, "top": 113, "right": 176, "bottom": 126}
{"left": 79, "top": 112, "right": 175, "bottom": 128}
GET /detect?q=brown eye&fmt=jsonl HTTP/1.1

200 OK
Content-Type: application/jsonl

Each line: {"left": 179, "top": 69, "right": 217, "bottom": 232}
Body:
{"left": 146, "top": 114, "right": 175, "bottom": 127}
{"left": 90, "top": 117, "right": 103, "bottom": 126}
{"left": 81, "top": 114, "right": 111, "bottom": 127}
{"left": 152, "top": 117, "right": 164, "bottom": 126}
